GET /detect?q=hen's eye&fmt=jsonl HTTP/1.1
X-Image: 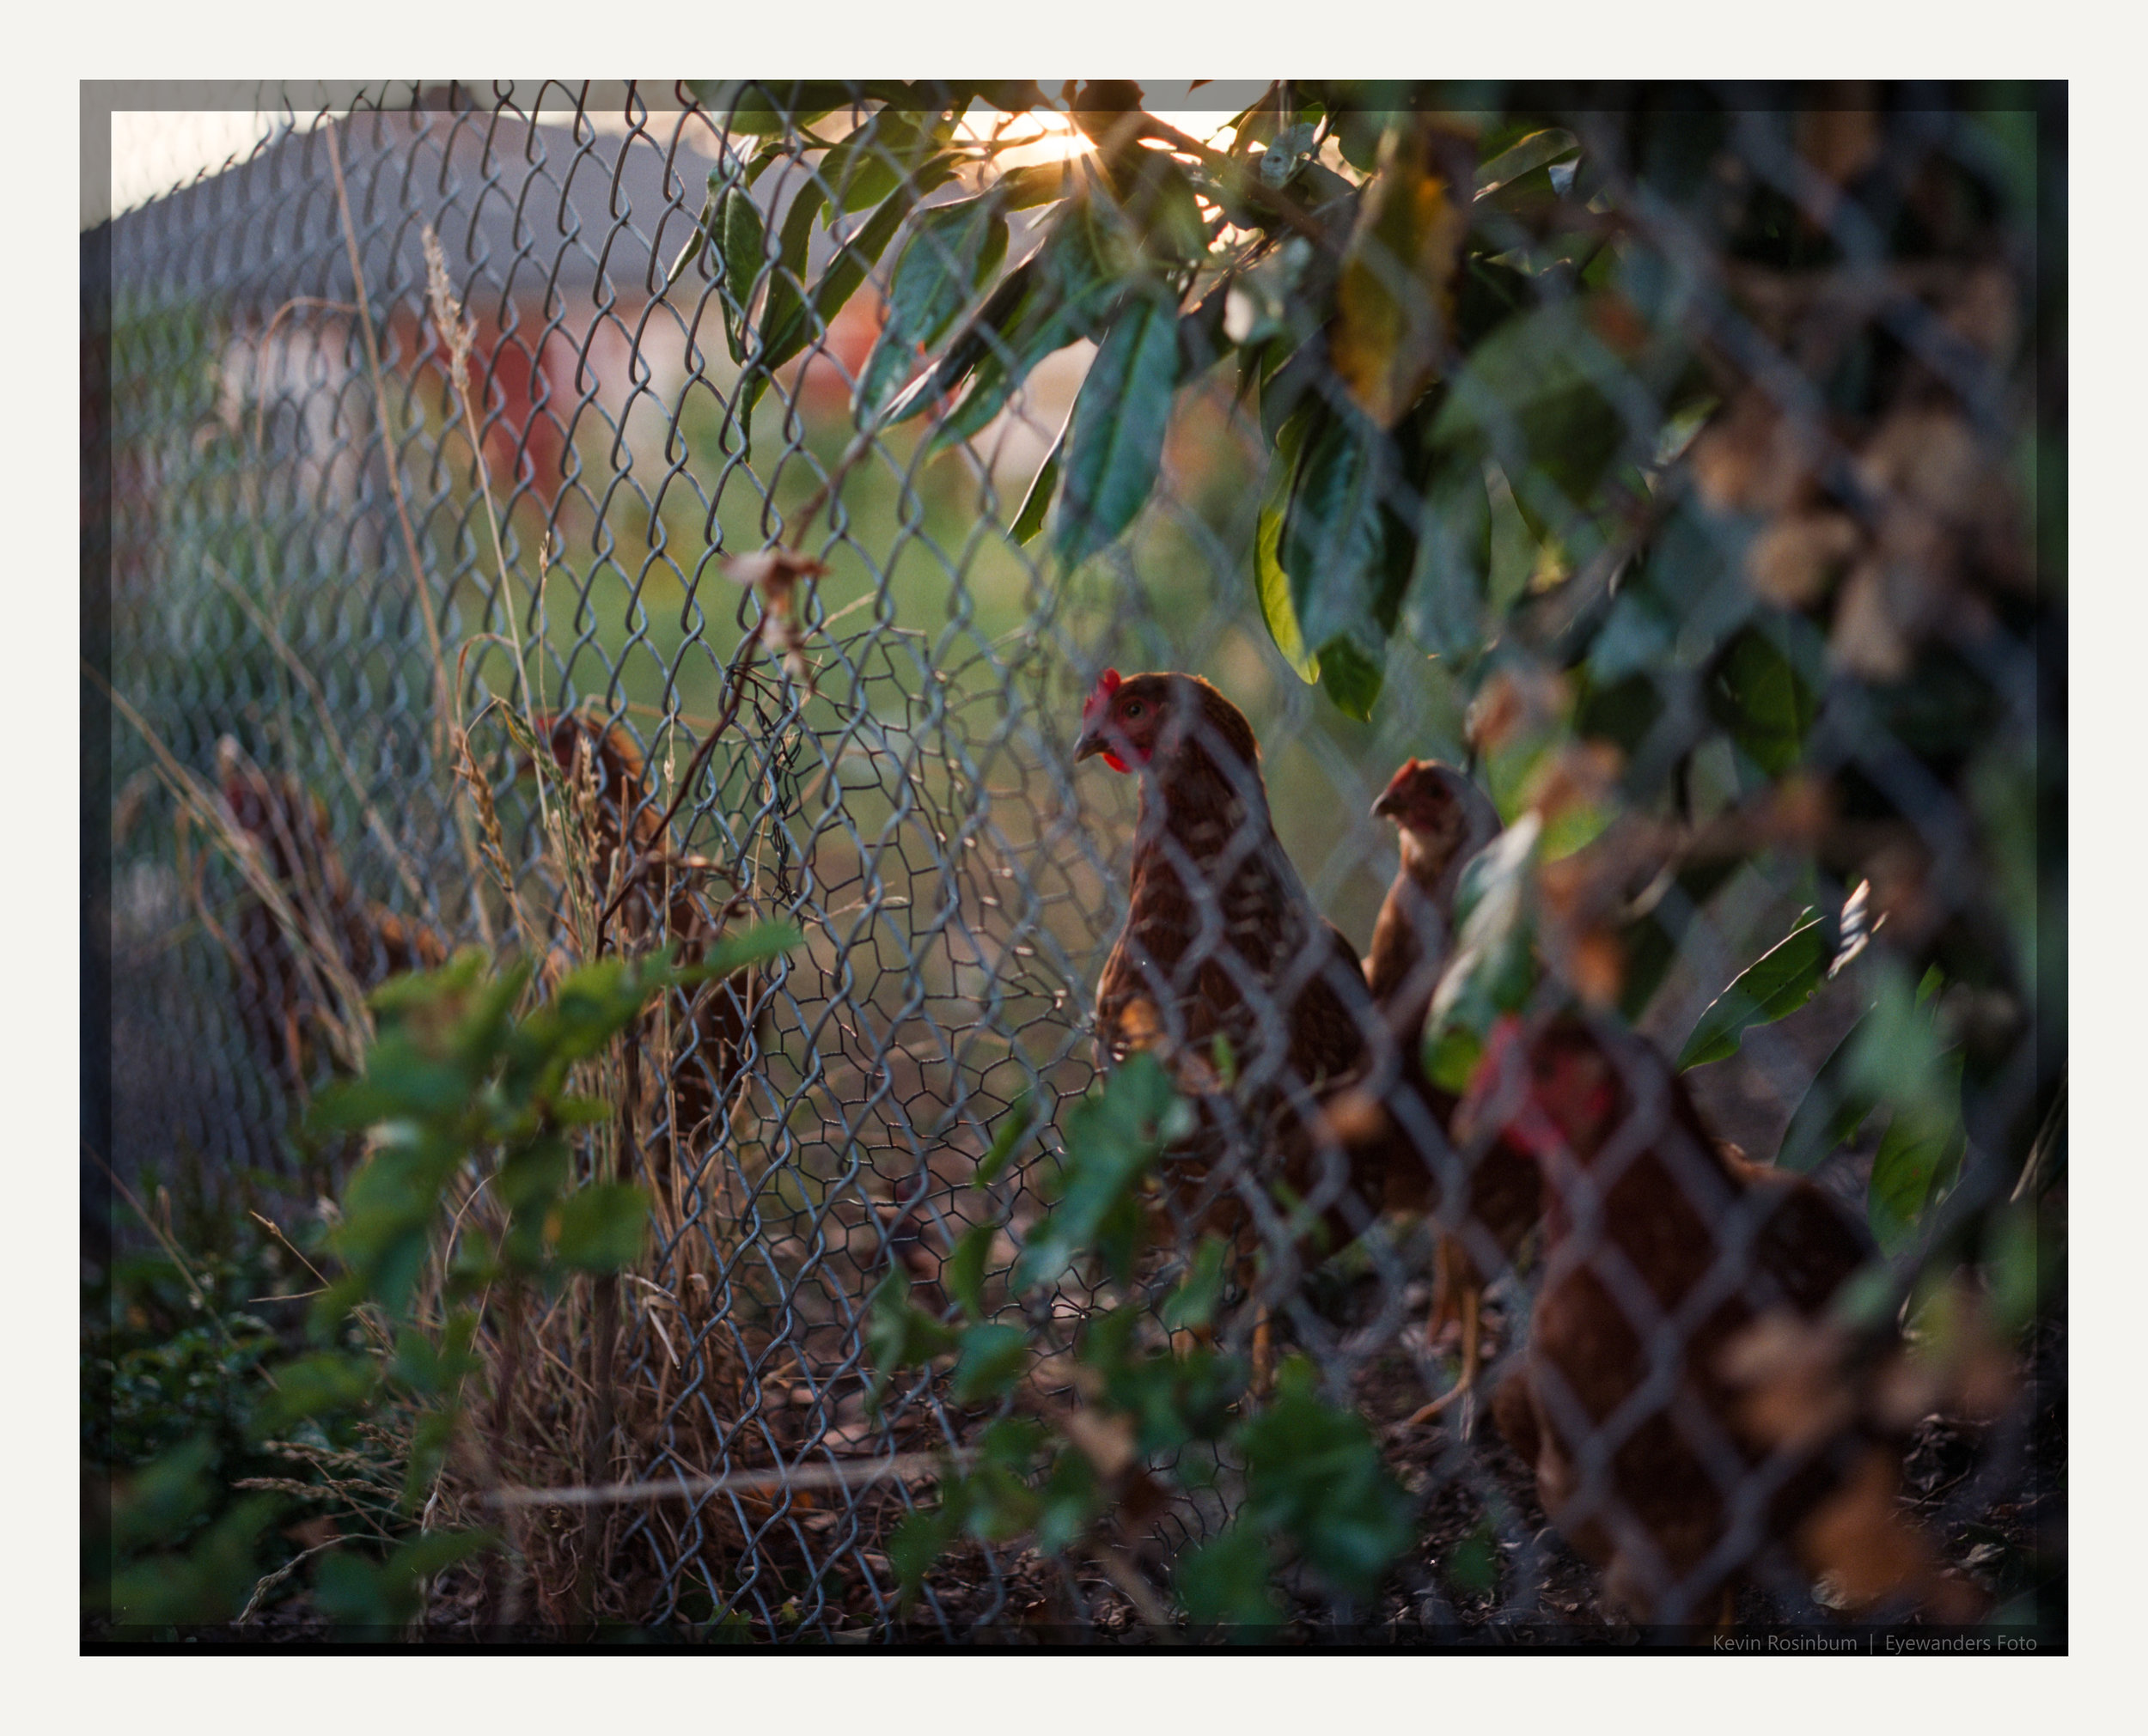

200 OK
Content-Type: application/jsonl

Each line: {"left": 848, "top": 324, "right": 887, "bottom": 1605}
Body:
{"left": 1121, "top": 700, "right": 1144, "bottom": 719}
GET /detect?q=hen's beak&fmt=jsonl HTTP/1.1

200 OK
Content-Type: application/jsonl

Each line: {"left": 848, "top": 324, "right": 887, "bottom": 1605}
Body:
{"left": 1370, "top": 787, "right": 1400, "bottom": 819}
{"left": 1072, "top": 727, "right": 1108, "bottom": 764}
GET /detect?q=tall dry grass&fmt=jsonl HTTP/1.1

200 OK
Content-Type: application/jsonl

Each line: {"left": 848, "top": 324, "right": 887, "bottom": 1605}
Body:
{"left": 103, "top": 129, "right": 825, "bottom": 1627}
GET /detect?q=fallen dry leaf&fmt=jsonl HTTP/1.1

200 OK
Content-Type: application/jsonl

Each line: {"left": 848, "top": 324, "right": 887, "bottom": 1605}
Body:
{"left": 1061, "top": 1406, "right": 1138, "bottom": 1480}
{"left": 1799, "top": 1447, "right": 1981, "bottom": 1620}
{"left": 1719, "top": 1311, "right": 1858, "bottom": 1455}
{"left": 1690, "top": 390, "right": 1821, "bottom": 517}
{"left": 720, "top": 545, "right": 831, "bottom": 691}
{"left": 1466, "top": 662, "right": 1571, "bottom": 755}
{"left": 1744, "top": 510, "right": 1863, "bottom": 608}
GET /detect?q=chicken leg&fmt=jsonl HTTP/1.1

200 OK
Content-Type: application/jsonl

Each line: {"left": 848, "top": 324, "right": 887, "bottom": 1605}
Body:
{"left": 1405, "top": 1239, "right": 1481, "bottom": 1428}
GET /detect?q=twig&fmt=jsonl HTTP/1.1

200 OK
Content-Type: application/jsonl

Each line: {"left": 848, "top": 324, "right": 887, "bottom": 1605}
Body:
{"left": 83, "top": 1139, "right": 275, "bottom": 1384}
{"left": 1089, "top": 1542, "right": 1181, "bottom": 1643}
{"left": 92, "top": 662, "right": 375, "bottom": 1067}
{"left": 324, "top": 122, "right": 495, "bottom": 953}
{"left": 235, "top": 1535, "right": 346, "bottom": 1624}
{"left": 247, "top": 1209, "right": 333, "bottom": 1290}
{"left": 2011, "top": 1069, "right": 2066, "bottom": 1203}
{"left": 83, "top": 1140, "right": 211, "bottom": 1313}
{"left": 323, "top": 125, "right": 451, "bottom": 768}
{"left": 485, "top": 1452, "right": 947, "bottom": 1509}
{"left": 576, "top": 1267, "right": 622, "bottom": 1627}
{"left": 423, "top": 222, "right": 558, "bottom": 903}
{"left": 590, "top": 636, "right": 766, "bottom": 953}
{"left": 487, "top": 1283, "right": 528, "bottom": 1482}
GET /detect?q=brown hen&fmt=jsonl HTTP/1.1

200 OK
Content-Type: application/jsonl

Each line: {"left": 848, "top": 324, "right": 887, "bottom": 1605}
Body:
{"left": 1074, "top": 669, "right": 1371, "bottom": 1263}
{"left": 1467, "top": 1011, "right": 1959, "bottom": 1621}
{"left": 218, "top": 738, "right": 446, "bottom": 1093}
{"left": 1324, "top": 758, "right": 1535, "bottom": 1424}
{"left": 532, "top": 710, "right": 766, "bottom": 1185}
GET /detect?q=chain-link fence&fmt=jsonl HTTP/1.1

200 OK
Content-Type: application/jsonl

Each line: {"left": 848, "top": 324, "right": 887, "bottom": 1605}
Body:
{"left": 88, "top": 82, "right": 2063, "bottom": 1642}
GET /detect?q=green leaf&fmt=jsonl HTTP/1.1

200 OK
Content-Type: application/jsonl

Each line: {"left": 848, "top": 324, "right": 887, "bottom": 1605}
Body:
{"left": 1851, "top": 962, "right": 1956, "bottom": 1136}
{"left": 1254, "top": 401, "right": 1321, "bottom": 682}
{"left": 1177, "top": 1522, "right": 1283, "bottom": 1633}
{"left": 762, "top": 155, "right": 961, "bottom": 381}
{"left": 1711, "top": 624, "right": 1819, "bottom": 780}
{"left": 314, "top": 1528, "right": 499, "bottom": 1629}
{"left": 258, "top": 1350, "right": 379, "bottom": 1432}
{"left": 400, "top": 1408, "right": 457, "bottom": 1511}
{"left": 1444, "top": 1517, "right": 1498, "bottom": 1594}
{"left": 1425, "top": 1023, "right": 1484, "bottom": 1096}
{"left": 858, "top": 194, "right": 1011, "bottom": 417}
{"left": 1987, "top": 1203, "right": 2044, "bottom": 1337}
{"left": 664, "top": 173, "right": 721, "bottom": 291}
{"left": 551, "top": 1183, "right": 649, "bottom": 1273}
{"left": 864, "top": 1271, "right": 957, "bottom": 1392}
{"left": 749, "top": 180, "right": 827, "bottom": 380}
{"left": 993, "top": 160, "right": 1074, "bottom": 210}
{"left": 1777, "top": 1014, "right": 1882, "bottom": 1174}
{"left": 1281, "top": 406, "right": 1390, "bottom": 649}
{"left": 1034, "top": 1448, "right": 1103, "bottom": 1556}
{"left": 1676, "top": 911, "right": 1828, "bottom": 1070}
{"left": 1101, "top": 1340, "right": 1248, "bottom": 1455}
{"left": 973, "top": 1092, "right": 1040, "bottom": 1188}
{"left": 1429, "top": 813, "right": 1542, "bottom": 1045}
{"left": 1402, "top": 457, "right": 1492, "bottom": 658}
{"left": 389, "top": 1310, "right": 479, "bottom": 1398}
{"left": 108, "top": 1436, "right": 218, "bottom": 1558}
{"left": 1616, "top": 856, "right": 1745, "bottom": 1022}
{"left": 922, "top": 194, "right": 1131, "bottom": 457}
{"left": 1330, "top": 107, "right": 1396, "bottom": 175}
{"left": 699, "top": 80, "right": 857, "bottom": 135}
{"left": 1236, "top": 1357, "right": 1413, "bottom": 1602}
{"left": 949, "top": 1322, "right": 1030, "bottom": 1404}
{"left": 1866, "top": 1056, "right": 1967, "bottom": 1253}
{"left": 107, "top": 1492, "right": 280, "bottom": 1627}
{"left": 887, "top": 1503, "right": 960, "bottom": 1610}
{"left": 715, "top": 187, "right": 766, "bottom": 365}
{"left": 1160, "top": 1235, "right": 1230, "bottom": 1333}
{"left": 1474, "top": 128, "right": 1579, "bottom": 195}
{"left": 815, "top": 108, "right": 955, "bottom": 215}
{"left": 944, "top": 1221, "right": 995, "bottom": 1324}
{"left": 1011, "top": 1053, "right": 1188, "bottom": 1292}
{"left": 1119, "top": 150, "right": 1210, "bottom": 265}
{"left": 1052, "top": 287, "right": 1181, "bottom": 566}
{"left": 955, "top": 1424, "right": 1045, "bottom": 1542}
{"left": 1315, "top": 634, "right": 1385, "bottom": 722}
{"left": 1276, "top": 403, "right": 1413, "bottom": 716}
{"left": 676, "top": 920, "right": 802, "bottom": 987}
{"left": 1010, "top": 411, "right": 1069, "bottom": 546}
{"left": 1429, "top": 296, "right": 1656, "bottom": 510}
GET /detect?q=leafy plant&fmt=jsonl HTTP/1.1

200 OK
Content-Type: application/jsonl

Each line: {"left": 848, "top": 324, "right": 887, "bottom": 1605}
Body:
{"left": 872, "top": 1054, "right": 1413, "bottom": 1636}
{"left": 89, "top": 926, "right": 798, "bottom": 1636}
{"left": 271, "top": 929, "right": 798, "bottom": 1617}
{"left": 675, "top": 84, "right": 1719, "bottom": 722}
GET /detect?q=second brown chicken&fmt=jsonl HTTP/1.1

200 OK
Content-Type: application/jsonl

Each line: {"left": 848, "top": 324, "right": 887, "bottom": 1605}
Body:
{"left": 1465, "top": 1010, "right": 1961, "bottom": 1621}
{"left": 531, "top": 711, "right": 766, "bottom": 1188}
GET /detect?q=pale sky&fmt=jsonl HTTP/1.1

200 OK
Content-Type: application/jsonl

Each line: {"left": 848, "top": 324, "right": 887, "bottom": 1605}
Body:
{"left": 108, "top": 109, "right": 278, "bottom": 219}
{"left": 103, "top": 88, "right": 1246, "bottom": 225}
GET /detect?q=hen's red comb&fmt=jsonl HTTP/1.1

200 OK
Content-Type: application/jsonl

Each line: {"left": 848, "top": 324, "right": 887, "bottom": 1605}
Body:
{"left": 1380, "top": 757, "right": 1427, "bottom": 796}
{"left": 1479, "top": 1014, "right": 1526, "bottom": 1074}
{"left": 1083, "top": 667, "right": 1122, "bottom": 721}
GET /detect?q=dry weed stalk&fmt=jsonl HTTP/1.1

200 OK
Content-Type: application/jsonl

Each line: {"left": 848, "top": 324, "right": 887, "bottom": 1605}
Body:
{"left": 117, "top": 163, "right": 815, "bottom": 1629}
{"left": 324, "top": 123, "right": 495, "bottom": 952}
{"left": 97, "top": 673, "right": 377, "bottom": 1080}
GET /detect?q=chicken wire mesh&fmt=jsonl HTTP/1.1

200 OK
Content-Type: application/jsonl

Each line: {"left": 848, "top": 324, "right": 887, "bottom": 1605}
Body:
{"left": 88, "top": 82, "right": 2063, "bottom": 1642}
